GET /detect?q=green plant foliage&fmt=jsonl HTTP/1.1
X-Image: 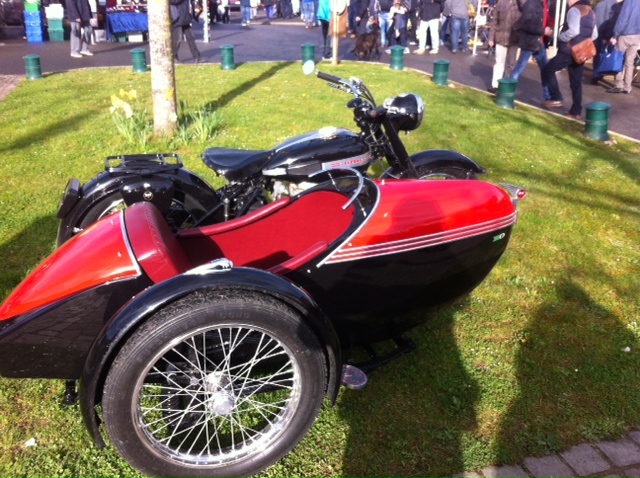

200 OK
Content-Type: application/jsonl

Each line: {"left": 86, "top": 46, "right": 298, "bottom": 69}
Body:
{"left": 0, "top": 62, "right": 639, "bottom": 477}
{"left": 176, "top": 100, "right": 223, "bottom": 144}
{"left": 109, "top": 89, "right": 151, "bottom": 146}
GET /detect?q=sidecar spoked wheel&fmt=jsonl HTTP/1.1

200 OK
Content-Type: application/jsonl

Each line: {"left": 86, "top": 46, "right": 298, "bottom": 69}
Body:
{"left": 416, "top": 165, "right": 478, "bottom": 180}
{"left": 102, "top": 292, "right": 327, "bottom": 478}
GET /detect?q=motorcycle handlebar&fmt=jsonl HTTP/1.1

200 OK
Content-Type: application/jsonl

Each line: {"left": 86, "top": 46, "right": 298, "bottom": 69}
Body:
{"left": 369, "top": 106, "right": 387, "bottom": 118}
{"left": 316, "top": 71, "right": 343, "bottom": 84}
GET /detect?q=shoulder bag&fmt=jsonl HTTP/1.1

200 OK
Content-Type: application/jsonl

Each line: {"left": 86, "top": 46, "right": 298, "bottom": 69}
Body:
{"left": 569, "top": 38, "right": 596, "bottom": 65}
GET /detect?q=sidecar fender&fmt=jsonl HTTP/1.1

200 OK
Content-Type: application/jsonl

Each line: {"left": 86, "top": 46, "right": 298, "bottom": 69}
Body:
{"left": 382, "top": 149, "right": 487, "bottom": 178}
{"left": 79, "top": 266, "right": 342, "bottom": 447}
{"left": 56, "top": 168, "right": 219, "bottom": 245}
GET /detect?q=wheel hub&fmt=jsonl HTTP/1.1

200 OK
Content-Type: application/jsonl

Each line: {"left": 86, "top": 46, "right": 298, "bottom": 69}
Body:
{"left": 204, "top": 372, "right": 236, "bottom": 416}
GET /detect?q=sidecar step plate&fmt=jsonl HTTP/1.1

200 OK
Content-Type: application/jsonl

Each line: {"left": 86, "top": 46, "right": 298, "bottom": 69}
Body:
{"left": 341, "top": 364, "right": 368, "bottom": 390}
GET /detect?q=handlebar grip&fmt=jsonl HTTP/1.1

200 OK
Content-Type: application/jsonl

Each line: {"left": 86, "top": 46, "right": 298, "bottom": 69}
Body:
{"left": 316, "top": 71, "right": 343, "bottom": 84}
{"left": 369, "top": 106, "right": 387, "bottom": 118}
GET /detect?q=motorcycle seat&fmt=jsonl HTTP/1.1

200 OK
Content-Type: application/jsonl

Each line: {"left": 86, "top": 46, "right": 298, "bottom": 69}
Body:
{"left": 202, "top": 147, "right": 273, "bottom": 183}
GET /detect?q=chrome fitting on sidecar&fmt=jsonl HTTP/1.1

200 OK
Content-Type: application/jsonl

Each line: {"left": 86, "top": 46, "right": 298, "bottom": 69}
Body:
{"left": 500, "top": 183, "right": 527, "bottom": 208}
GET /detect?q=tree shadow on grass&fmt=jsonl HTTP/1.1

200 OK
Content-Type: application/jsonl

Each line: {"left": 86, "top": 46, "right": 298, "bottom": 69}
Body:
{"left": 493, "top": 271, "right": 640, "bottom": 466}
{"left": 0, "top": 214, "right": 58, "bottom": 298}
{"left": 207, "top": 61, "right": 289, "bottom": 111}
{"left": 0, "top": 108, "right": 95, "bottom": 155}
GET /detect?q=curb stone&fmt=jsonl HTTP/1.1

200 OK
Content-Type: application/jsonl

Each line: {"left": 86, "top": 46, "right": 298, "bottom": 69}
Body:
{"left": 457, "top": 433, "right": 640, "bottom": 477}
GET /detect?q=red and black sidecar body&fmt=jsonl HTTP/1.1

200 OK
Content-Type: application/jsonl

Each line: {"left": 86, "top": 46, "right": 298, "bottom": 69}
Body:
{"left": 0, "top": 174, "right": 523, "bottom": 477}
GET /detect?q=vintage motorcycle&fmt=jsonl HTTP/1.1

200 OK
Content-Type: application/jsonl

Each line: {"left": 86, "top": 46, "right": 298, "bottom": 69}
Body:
{"left": 0, "top": 167, "right": 525, "bottom": 477}
{"left": 56, "top": 70, "right": 486, "bottom": 245}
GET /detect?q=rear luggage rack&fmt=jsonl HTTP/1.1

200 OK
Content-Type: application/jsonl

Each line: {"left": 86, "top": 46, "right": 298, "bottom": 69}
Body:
{"left": 105, "top": 154, "right": 183, "bottom": 175}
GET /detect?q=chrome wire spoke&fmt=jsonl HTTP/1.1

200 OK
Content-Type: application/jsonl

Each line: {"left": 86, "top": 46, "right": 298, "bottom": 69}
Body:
{"left": 233, "top": 337, "right": 290, "bottom": 399}
{"left": 231, "top": 334, "right": 284, "bottom": 378}
{"left": 142, "top": 387, "right": 204, "bottom": 438}
{"left": 236, "top": 361, "right": 295, "bottom": 404}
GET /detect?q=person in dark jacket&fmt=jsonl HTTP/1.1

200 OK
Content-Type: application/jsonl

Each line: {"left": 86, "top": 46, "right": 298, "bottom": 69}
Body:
{"left": 509, "top": 0, "right": 551, "bottom": 100}
{"left": 353, "top": 0, "right": 372, "bottom": 34}
{"left": 541, "top": 0, "right": 598, "bottom": 119}
{"left": 262, "top": 0, "right": 276, "bottom": 22}
{"left": 414, "top": 0, "right": 445, "bottom": 53}
{"left": 607, "top": 0, "right": 640, "bottom": 94}
{"left": 171, "top": 0, "right": 202, "bottom": 62}
{"left": 407, "top": 0, "right": 420, "bottom": 45}
{"left": 66, "top": 0, "right": 93, "bottom": 58}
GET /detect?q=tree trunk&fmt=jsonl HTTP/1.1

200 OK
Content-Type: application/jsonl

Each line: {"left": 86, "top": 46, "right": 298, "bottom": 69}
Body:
{"left": 148, "top": 0, "right": 177, "bottom": 137}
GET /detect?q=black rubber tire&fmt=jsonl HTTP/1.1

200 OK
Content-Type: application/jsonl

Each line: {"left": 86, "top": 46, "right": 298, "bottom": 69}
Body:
{"left": 102, "top": 290, "right": 327, "bottom": 478}
{"left": 415, "top": 165, "right": 478, "bottom": 180}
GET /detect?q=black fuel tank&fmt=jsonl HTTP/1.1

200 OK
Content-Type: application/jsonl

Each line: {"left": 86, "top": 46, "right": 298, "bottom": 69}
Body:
{"left": 262, "top": 127, "right": 371, "bottom": 182}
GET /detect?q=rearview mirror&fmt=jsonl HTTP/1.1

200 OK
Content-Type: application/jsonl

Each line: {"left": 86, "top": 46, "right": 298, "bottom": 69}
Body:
{"left": 302, "top": 60, "right": 315, "bottom": 76}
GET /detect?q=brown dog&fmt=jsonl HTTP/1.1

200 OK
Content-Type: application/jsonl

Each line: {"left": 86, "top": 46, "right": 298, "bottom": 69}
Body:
{"left": 351, "top": 23, "right": 381, "bottom": 61}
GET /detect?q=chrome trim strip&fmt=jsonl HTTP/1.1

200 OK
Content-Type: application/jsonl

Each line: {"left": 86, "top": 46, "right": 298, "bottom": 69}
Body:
{"left": 326, "top": 212, "right": 518, "bottom": 264}
{"left": 317, "top": 181, "right": 382, "bottom": 268}
{"left": 185, "top": 258, "right": 234, "bottom": 275}
{"left": 119, "top": 212, "right": 143, "bottom": 276}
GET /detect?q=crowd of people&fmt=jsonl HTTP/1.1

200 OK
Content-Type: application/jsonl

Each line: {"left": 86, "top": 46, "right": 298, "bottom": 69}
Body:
{"left": 338, "top": 0, "right": 639, "bottom": 118}
{"left": 244, "top": 0, "right": 637, "bottom": 117}
{"left": 63, "top": 0, "right": 639, "bottom": 116}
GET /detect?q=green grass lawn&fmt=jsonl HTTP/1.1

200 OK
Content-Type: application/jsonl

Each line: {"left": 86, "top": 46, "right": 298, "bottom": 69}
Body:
{"left": 0, "top": 62, "right": 639, "bottom": 477}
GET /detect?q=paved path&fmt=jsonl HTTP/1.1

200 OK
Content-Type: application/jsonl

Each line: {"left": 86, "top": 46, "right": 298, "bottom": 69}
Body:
{"left": 1, "top": 13, "right": 639, "bottom": 477}
{"left": 459, "top": 432, "right": 640, "bottom": 477}
{"left": 0, "top": 74, "right": 21, "bottom": 101}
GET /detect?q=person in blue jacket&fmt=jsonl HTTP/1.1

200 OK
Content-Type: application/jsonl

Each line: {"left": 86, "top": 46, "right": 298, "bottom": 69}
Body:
{"left": 607, "top": 0, "right": 640, "bottom": 94}
{"left": 317, "top": 0, "right": 332, "bottom": 58}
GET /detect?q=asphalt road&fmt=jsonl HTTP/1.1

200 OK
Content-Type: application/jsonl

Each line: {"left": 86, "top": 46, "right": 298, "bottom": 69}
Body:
{"left": 0, "top": 13, "right": 638, "bottom": 140}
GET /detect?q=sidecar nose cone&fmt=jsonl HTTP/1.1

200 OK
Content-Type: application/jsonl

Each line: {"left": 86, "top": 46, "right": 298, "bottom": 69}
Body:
{"left": 341, "top": 364, "right": 368, "bottom": 390}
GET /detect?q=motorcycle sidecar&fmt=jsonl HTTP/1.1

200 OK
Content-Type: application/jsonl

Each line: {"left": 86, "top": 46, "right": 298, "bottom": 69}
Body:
{"left": 0, "top": 173, "right": 523, "bottom": 477}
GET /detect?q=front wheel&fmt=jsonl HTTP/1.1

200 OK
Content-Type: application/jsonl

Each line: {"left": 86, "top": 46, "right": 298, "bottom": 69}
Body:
{"left": 415, "top": 165, "right": 478, "bottom": 180}
{"left": 102, "top": 291, "right": 327, "bottom": 477}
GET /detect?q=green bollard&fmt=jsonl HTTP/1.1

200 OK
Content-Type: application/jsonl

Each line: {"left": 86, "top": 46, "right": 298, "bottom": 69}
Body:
{"left": 130, "top": 48, "right": 148, "bottom": 73}
{"left": 23, "top": 54, "right": 42, "bottom": 80}
{"left": 301, "top": 43, "right": 315, "bottom": 63}
{"left": 584, "top": 102, "right": 611, "bottom": 141}
{"left": 220, "top": 44, "right": 236, "bottom": 70}
{"left": 495, "top": 78, "right": 518, "bottom": 109}
{"left": 432, "top": 59, "right": 450, "bottom": 86}
{"left": 389, "top": 45, "right": 404, "bottom": 71}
